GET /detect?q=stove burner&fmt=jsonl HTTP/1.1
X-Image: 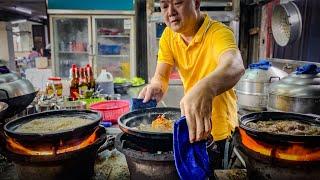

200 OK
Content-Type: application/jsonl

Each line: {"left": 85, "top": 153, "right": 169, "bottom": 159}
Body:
{"left": 115, "top": 133, "right": 179, "bottom": 180}
{"left": 3, "top": 126, "right": 107, "bottom": 180}
{"left": 234, "top": 129, "right": 320, "bottom": 180}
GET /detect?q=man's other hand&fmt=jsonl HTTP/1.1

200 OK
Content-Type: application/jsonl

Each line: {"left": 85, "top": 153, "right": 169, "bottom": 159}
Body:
{"left": 138, "top": 81, "right": 164, "bottom": 103}
{"left": 180, "top": 80, "right": 213, "bottom": 143}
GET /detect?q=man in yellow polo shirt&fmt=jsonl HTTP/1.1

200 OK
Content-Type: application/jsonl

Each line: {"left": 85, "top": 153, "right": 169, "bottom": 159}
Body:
{"left": 139, "top": 0, "right": 244, "bottom": 169}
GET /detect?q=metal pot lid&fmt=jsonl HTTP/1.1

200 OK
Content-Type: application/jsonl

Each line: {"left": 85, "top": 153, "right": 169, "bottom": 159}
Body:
{"left": 238, "top": 66, "right": 288, "bottom": 83}
{"left": 269, "top": 73, "right": 320, "bottom": 97}
{"left": 0, "top": 79, "right": 36, "bottom": 100}
{"left": 0, "top": 72, "right": 19, "bottom": 84}
{"left": 271, "top": 1, "right": 302, "bottom": 46}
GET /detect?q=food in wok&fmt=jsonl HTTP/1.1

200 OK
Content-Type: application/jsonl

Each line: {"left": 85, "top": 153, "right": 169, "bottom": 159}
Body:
{"left": 246, "top": 119, "right": 320, "bottom": 136}
{"left": 137, "top": 114, "right": 174, "bottom": 133}
{"left": 15, "top": 117, "right": 92, "bottom": 134}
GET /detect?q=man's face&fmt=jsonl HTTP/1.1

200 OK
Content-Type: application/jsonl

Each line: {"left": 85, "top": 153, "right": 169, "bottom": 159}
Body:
{"left": 160, "top": 0, "right": 198, "bottom": 33}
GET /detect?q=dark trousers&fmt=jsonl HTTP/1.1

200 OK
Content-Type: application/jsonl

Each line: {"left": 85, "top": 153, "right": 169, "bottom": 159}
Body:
{"left": 206, "top": 137, "right": 234, "bottom": 179}
{"left": 207, "top": 139, "right": 227, "bottom": 170}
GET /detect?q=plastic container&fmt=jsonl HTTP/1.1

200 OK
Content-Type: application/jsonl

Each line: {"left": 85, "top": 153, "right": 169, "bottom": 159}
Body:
{"left": 46, "top": 77, "right": 63, "bottom": 97}
{"left": 90, "top": 100, "right": 130, "bottom": 123}
{"left": 99, "top": 44, "right": 121, "bottom": 55}
{"left": 96, "top": 70, "right": 114, "bottom": 94}
{"left": 35, "top": 57, "right": 48, "bottom": 69}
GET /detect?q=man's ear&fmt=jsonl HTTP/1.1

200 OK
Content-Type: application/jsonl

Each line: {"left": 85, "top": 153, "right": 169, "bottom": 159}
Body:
{"left": 194, "top": 0, "right": 201, "bottom": 10}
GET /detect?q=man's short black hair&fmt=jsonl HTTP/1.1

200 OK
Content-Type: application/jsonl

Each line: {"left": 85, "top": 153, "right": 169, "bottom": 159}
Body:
{"left": 32, "top": 47, "right": 36, "bottom": 51}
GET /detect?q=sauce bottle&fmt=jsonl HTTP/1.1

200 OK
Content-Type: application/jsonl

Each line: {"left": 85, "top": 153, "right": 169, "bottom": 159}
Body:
{"left": 70, "top": 66, "right": 79, "bottom": 100}
{"left": 85, "top": 64, "right": 95, "bottom": 91}
{"left": 78, "top": 67, "right": 88, "bottom": 98}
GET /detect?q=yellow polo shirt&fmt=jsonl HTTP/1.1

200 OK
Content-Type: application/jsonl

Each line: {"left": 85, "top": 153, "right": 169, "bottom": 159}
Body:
{"left": 158, "top": 14, "right": 238, "bottom": 141}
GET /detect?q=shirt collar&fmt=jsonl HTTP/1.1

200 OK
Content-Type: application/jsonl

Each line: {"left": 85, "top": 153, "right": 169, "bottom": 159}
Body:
{"left": 173, "top": 13, "right": 213, "bottom": 46}
{"left": 194, "top": 13, "right": 212, "bottom": 43}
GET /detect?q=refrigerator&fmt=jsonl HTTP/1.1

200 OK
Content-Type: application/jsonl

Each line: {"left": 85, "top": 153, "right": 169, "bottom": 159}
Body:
{"left": 50, "top": 14, "right": 135, "bottom": 79}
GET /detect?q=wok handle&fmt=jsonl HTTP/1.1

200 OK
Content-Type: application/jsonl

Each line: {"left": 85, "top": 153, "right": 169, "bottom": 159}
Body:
{"left": 97, "top": 136, "right": 115, "bottom": 154}
{"left": 306, "top": 114, "right": 320, "bottom": 123}
{"left": 0, "top": 89, "right": 9, "bottom": 100}
{"left": 269, "top": 76, "right": 280, "bottom": 83}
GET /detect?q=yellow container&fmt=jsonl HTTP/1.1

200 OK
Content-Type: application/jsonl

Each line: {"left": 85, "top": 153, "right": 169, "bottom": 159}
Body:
{"left": 120, "top": 62, "right": 130, "bottom": 79}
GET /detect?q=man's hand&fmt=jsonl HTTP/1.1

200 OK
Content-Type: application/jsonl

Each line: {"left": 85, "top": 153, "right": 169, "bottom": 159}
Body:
{"left": 180, "top": 80, "right": 213, "bottom": 143}
{"left": 138, "top": 81, "right": 164, "bottom": 103}
{"left": 138, "top": 63, "right": 172, "bottom": 103}
{"left": 180, "top": 49, "right": 245, "bottom": 143}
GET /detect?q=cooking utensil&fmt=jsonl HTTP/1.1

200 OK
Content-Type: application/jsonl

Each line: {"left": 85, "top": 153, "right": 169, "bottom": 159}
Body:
{"left": 0, "top": 102, "right": 8, "bottom": 122}
{"left": 239, "top": 111, "right": 320, "bottom": 143}
{"left": 118, "top": 107, "right": 181, "bottom": 140}
{"left": 0, "top": 68, "right": 37, "bottom": 119}
{"left": 0, "top": 91, "right": 37, "bottom": 119}
{"left": 271, "top": 1, "right": 302, "bottom": 46}
{"left": 4, "top": 109, "right": 102, "bottom": 143}
{"left": 236, "top": 66, "right": 288, "bottom": 111}
{"left": 267, "top": 73, "right": 320, "bottom": 114}
{"left": 114, "top": 82, "right": 132, "bottom": 94}
{"left": 0, "top": 73, "right": 36, "bottom": 100}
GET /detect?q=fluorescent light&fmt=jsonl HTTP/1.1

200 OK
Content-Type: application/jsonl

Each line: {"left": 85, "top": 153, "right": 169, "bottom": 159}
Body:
{"left": 11, "top": 19, "right": 27, "bottom": 24}
{"left": 15, "top": 7, "right": 32, "bottom": 15}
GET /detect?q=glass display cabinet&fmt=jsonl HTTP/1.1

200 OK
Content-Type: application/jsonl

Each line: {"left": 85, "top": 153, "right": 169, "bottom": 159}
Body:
{"left": 92, "top": 16, "right": 135, "bottom": 79}
{"left": 50, "top": 15, "right": 135, "bottom": 79}
{"left": 51, "top": 16, "right": 91, "bottom": 78}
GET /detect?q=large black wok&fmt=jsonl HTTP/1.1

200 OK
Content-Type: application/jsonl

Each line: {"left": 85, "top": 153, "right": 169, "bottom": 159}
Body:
{"left": 0, "top": 102, "right": 8, "bottom": 122}
{"left": 0, "top": 91, "right": 37, "bottom": 120}
{"left": 4, "top": 109, "right": 102, "bottom": 143}
{"left": 240, "top": 111, "right": 320, "bottom": 144}
{"left": 118, "top": 107, "right": 181, "bottom": 140}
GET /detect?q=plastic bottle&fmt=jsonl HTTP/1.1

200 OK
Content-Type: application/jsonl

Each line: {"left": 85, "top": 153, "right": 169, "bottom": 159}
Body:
{"left": 96, "top": 69, "right": 114, "bottom": 95}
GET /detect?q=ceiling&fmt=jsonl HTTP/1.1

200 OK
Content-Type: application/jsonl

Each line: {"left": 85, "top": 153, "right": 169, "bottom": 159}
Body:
{"left": 0, "top": 0, "right": 47, "bottom": 24}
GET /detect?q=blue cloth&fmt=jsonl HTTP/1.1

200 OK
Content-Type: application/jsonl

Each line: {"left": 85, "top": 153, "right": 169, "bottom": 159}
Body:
{"left": 131, "top": 98, "right": 157, "bottom": 111}
{"left": 0, "top": 66, "right": 10, "bottom": 74}
{"left": 295, "top": 64, "right": 320, "bottom": 75}
{"left": 248, "top": 60, "right": 272, "bottom": 70}
{"left": 100, "top": 121, "right": 112, "bottom": 127}
{"left": 173, "top": 116, "right": 211, "bottom": 180}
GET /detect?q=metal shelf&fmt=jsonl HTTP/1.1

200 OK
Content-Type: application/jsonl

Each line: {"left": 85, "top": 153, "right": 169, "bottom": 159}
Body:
{"left": 98, "top": 54, "right": 129, "bottom": 58}
{"left": 58, "top": 51, "right": 88, "bottom": 54}
{"left": 98, "top": 35, "right": 130, "bottom": 38}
